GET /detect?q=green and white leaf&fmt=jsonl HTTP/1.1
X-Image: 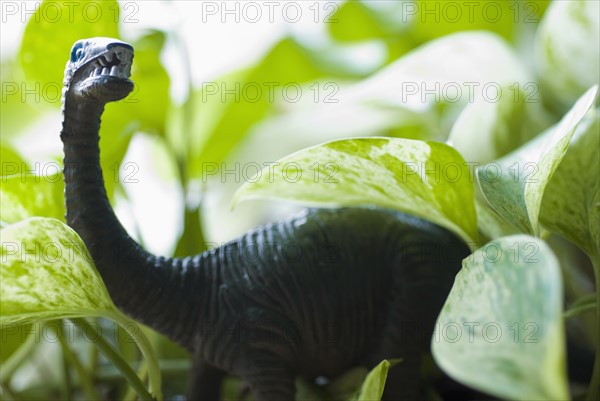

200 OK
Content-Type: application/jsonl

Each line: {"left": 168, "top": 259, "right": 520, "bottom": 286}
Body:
{"left": 0, "top": 218, "right": 115, "bottom": 326}
{"left": 540, "top": 110, "right": 600, "bottom": 257}
{"left": 448, "top": 84, "right": 552, "bottom": 163}
{"left": 348, "top": 32, "right": 530, "bottom": 111}
{"left": 477, "top": 86, "right": 597, "bottom": 236}
{"left": 475, "top": 198, "right": 519, "bottom": 244}
{"left": 432, "top": 235, "right": 568, "bottom": 400}
{"left": 535, "top": 0, "right": 600, "bottom": 110}
{"left": 234, "top": 137, "right": 478, "bottom": 244}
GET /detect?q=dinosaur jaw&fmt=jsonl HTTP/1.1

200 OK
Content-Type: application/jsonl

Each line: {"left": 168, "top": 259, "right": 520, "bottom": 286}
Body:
{"left": 74, "top": 46, "right": 134, "bottom": 102}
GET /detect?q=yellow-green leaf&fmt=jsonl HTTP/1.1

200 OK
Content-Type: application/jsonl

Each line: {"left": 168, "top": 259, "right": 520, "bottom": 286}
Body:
{"left": 234, "top": 137, "right": 478, "bottom": 244}
{"left": 0, "top": 173, "right": 65, "bottom": 225}
{"left": 20, "top": 0, "right": 119, "bottom": 91}
{"left": 0, "top": 218, "right": 116, "bottom": 327}
{"left": 354, "top": 360, "right": 397, "bottom": 401}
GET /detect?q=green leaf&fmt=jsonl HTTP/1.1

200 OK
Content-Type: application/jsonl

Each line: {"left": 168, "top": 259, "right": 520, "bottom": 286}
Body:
{"left": 354, "top": 360, "right": 397, "bottom": 401}
{"left": 563, "top": 293, "right": 597, "bottom": 319}
{"left": 17, "top": 3, "right": 162, "bottom": 204}
{"left": 540, "top": 111, "right": 600, "bottom": 257}
{"left": 98, "top": 31, "right": 171, "bottom": 201}
{"left": 168, "top": 67, "right": 249, "bottom": 174}
{"left": 475, "top": 198, "right": 519, "bottom": 244}
{"left": 348, "top": 32, "right": 530, "bottom": 112}
{"left": 234, "top": 137, "right": 478, "bottom": 244}
{"left": 253, "top": 100, "right": 440, "bottom": 149}
{"left": 0, "top": 173, "right": 65, "bottom": 225}
{"left": 328, "top": 366, "right": 368, "bottom": 399}
{"left": 432, "top": 235, "right": 569, "bottom": 400}
{"left": 173, "top": 206, "right": 206, "bottom": 257}
{"left": 448, "top": 84, "right": 552, "bottom": 163}
{"left": 0, "top": 324, "right": 34, "bottom": 363}
{"left": 0, "top": 218, "right": 115, "bottom": 326}
{"left": 535, "top": 0, "right": 600, "bottom": 110}
{"left": 20, "top": 0, "right": 119, "bottom": 91}
{"left": 1, "top": 61, "right": 43, "bottom": 135}
{"left": 1, "top": 142, "right": 26, "bottom": 172}
{"left": 329, "top": 1, "right": 386, "bottom": 41}
{"left": 191, "top": 37, "right": 330, "bottom": 172}
{"left": 103, "top": 30, "right": 170, "bottom": 137}
{"left": 413, "top": 0, "right": 515, "bottom": 42}
{"left": 477, "top": 86, "right": 598, "bottom": 236}
{"left": 530, "top": 0, "right": 551, "bottom": 19}
{"left": 245, "top": 32, "right": 530, "bottom": 152}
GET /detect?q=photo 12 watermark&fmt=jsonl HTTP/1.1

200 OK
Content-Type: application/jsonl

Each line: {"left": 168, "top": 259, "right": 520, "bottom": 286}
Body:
{"left": 199, "top": 1, "right": 339, "bottom": 24}
{"left": 399, "top": 1, "right": 541, "bottom": 24}
{"left": 1, "top": 1, "right": 139, "bottom": 24}
{"left": 400, "top": 81, "right": 540, "bottom": 104}
{"left": 200, "top": 81, "right": 340, "bottom": 104}
{"left": 1, "top": 161, "right": 140, "bottom": 184}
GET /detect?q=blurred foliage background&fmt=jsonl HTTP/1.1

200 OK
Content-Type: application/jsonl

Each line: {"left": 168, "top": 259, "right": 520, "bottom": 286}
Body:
{"left": 1, "top": 0, "right": 599, "bottom": 400}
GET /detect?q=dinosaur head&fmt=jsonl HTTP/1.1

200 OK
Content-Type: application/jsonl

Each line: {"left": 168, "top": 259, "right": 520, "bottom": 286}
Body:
{"left": 64, "top": 37, "right": 134, "bottom": 103}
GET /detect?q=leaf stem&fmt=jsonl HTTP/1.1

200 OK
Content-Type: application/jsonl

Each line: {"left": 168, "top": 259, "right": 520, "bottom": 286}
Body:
{"left": 72, "top": 318, "right": 156, "bottom": 401}
{"left": 124, "top": 360, "right": 148, "bottom": 401}
{"left": 57, "top": 321, "right": 99, "bottom": 401}
{"left": 107, "top": 314, "right": 163, "bottom": 401}
{"left": 0, "top": 324, "right": 40, "bottom": 382}
{"left": 0, "top": 382, "right": 21, "bottom": 401}
{"left": 586, "top": 255, "right": 600, "bottom": 401}
{"left": 167, "top": 13, "right": 208, "bottom": 254}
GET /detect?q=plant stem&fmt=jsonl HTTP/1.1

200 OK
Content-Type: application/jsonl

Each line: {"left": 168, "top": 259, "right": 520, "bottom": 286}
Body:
{"left": 0, "top": 324, "right": 40, "bottom": 382}
{"left": 124, "top": 361, "right": 147, "bottom": 401}
{"left": 107, "top": 314, "right": 163, "bottom": 401}
{"left": 72, "top": 318, "right": 156, "bottom": 401}
{"left": 0, "top": 382, "right": 21, "bottom": 401}
{"left": 586, "top": 255, "right": 600, "bottom": 401}
{"left": 57, "top": 322, "right": 72, "bottom": 400}
{"left": 170, "top": 17, "right": 208, "bottom": 254}
{"left": 57, "top": 322, "right": 99, "bottom": 401}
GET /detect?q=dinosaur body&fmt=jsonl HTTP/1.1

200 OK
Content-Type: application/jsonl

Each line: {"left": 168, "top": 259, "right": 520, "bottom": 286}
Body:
{"left": 60, "top": 38, "right": 469, "bottom": 400}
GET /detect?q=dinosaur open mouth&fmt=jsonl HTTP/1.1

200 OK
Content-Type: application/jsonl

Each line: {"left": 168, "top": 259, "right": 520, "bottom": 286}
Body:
{"left": 85, "top": 48, "right": 133, "bottom": 81}
{"left": 76, "top": 45, "right": 134, "bottom": 102}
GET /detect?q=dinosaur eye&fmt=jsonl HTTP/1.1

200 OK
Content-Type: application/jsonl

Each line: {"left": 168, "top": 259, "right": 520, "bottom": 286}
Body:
{"left": 70, "top": 43, "right": 84, "bottom": 62}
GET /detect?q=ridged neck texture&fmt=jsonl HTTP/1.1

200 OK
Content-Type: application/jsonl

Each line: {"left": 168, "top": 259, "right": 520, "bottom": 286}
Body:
{"left": 60, "top": 95, "right": 206, "bottom": 348}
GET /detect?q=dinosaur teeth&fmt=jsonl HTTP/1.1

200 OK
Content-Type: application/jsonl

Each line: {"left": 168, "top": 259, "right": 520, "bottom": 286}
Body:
{"left": 110, "top": 65, "right": 119, "bottom": 76}
{"left": 102, "top": 67, "right": 110, "bottom": 75}
{"left": 94, "top": 68, "right": 102, "bottom": 76}
{"left": 99, "top": 57, "right": 107, "bottom": 66}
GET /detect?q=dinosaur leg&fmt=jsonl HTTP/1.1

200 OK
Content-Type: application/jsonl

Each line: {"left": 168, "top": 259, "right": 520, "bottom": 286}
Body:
{"left": 241, "top": 352, "right": 296, "bottom": 401}
{"left": 186, "top": 359, "right": 226, "bottom": 401}
{"left": 367, "top": 300, "right": 424, "bottom": 401}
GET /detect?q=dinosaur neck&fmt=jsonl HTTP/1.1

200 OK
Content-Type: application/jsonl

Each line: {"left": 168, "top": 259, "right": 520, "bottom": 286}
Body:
{"left": 60, "top": 94, "right": 206, "bottom": 346}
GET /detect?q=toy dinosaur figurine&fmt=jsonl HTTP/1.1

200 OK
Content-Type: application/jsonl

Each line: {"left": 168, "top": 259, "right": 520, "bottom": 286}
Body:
{"left": 60, "top": 37, "right": 469, "bottom": 400}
